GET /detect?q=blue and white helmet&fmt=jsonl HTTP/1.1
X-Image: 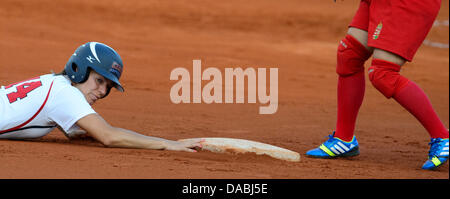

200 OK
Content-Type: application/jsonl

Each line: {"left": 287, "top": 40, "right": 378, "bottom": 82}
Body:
{"left": 65, "top": 42, "right": 124, "bottom": 96}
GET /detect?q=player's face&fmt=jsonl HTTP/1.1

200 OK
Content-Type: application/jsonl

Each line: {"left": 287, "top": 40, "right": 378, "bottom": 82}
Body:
{"left": 75, "top": 71, "right": 113, "bottom": 105}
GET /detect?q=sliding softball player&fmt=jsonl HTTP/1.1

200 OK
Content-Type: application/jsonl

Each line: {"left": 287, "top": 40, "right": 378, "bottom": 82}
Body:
{"left": 0, "top": 42, "right": 202, "bottom": 152}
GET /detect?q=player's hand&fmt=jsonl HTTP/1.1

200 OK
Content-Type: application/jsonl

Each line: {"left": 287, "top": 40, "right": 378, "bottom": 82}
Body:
{"left": 164, "top": 138, "right": 204, "bottom": 152}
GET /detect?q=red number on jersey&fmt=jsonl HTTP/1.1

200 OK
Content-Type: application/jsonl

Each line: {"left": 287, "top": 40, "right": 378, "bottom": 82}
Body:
{"left": 7, "top": 80, "right": 43, "bottom": 103}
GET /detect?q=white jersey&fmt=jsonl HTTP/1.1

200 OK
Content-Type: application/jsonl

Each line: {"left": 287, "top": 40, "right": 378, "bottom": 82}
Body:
{"left": 0, "top": 74, "right": 96, "bottom": 139}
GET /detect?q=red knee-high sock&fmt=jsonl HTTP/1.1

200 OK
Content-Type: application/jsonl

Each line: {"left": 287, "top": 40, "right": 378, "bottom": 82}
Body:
{"left": 393, "top": 81, "right": 449, "bottom": 138}
{"left": 335, "top": 71, "right": 366, "bottom": 142}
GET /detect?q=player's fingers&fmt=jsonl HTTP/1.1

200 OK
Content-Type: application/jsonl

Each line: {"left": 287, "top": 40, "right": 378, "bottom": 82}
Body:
{"left": 192, "top": 141, "right": 203, "bottom": 148}
{"left": 181, "top": 139, "right": 203, "bottom": 148}
{"left": 184, "top": 148, "right": 197, "bottom": 153}
{"left": 186, "top": 143, "right": 202, "bottom": 150}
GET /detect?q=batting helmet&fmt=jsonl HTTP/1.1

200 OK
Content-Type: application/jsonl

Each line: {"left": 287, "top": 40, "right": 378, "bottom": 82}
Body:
{"left": 65, "top": 42, "right": 124, "bottom": 97}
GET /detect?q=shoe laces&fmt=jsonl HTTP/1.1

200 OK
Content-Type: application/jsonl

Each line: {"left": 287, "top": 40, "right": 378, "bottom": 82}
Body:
{"left": 324, "top": 133, "right": 337, "bottom": 145}
{"left": 428, "top": 138, "right": 443, "bottom": 158}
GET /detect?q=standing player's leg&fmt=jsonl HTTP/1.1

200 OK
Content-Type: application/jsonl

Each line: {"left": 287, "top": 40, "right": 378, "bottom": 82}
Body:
{"left": 333, "top": 0, "right": 374, "bottom": 142}
{"left": 334, "top": 27, "right": 373, "bottom": 142}
{"left": 369, "top": 48, "right": 449, "bottom": 169}
{"left": 306, "top": 27, "right": 371, "bottom": 158}
{"left": 366, "top": 0, "right": 448, "bottom": 170}
{"left": 305, "top": 0, "right": 372, "bottom": 158}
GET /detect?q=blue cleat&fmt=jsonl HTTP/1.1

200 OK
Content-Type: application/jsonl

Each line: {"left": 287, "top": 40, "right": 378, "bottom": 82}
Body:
{"left": 422, "top": 138, "right": 449, "bottom": 170}
{"left": 306, "top": 131, "right": 359, "bottom": 159}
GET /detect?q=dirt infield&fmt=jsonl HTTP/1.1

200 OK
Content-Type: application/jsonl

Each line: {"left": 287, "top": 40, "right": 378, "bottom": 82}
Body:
{"left": 0, "top": 0, "right": 448, "bottom": 179}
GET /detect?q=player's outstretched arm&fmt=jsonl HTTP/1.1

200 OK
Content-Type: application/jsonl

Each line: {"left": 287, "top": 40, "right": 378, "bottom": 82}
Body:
{"left": 76, "top": 113, "right": 202, "bottom": 152}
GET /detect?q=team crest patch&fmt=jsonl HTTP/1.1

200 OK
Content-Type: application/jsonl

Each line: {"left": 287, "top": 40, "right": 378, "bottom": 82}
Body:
{"left": 373, "top": 22, "right": 382, "bottom": 40}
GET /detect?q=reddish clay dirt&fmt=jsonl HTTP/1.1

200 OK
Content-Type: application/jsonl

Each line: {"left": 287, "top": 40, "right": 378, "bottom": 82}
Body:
{"left": 0, "top": 0, "right": 448, "bottom": 179}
